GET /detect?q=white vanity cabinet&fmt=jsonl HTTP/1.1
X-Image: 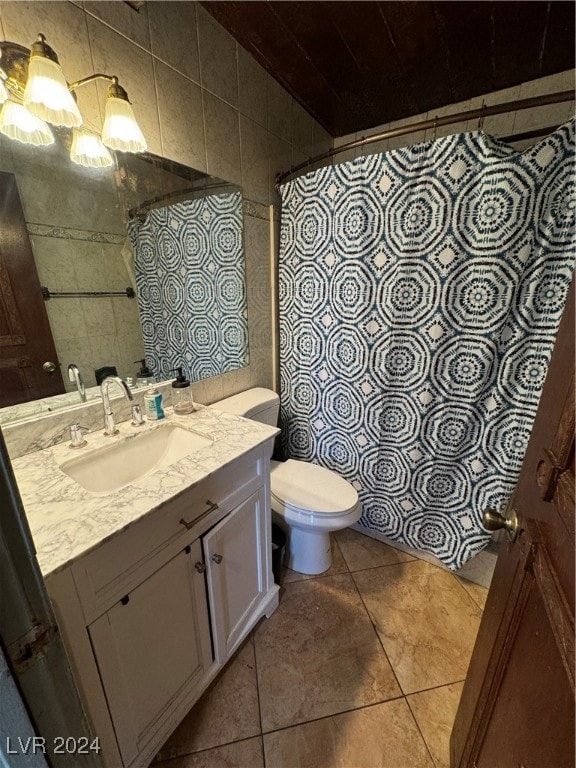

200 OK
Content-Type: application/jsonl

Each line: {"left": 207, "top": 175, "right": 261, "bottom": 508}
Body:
{"left": 44, "top": 441, "right": 279, "bottom": 768}
{"left": 87, "top": 539, "right": 213, "bottom": 767}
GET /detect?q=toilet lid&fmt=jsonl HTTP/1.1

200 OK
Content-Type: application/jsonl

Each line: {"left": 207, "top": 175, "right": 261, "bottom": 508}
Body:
{"left": 270, "top": 459, "right": 358, "bottom": 515}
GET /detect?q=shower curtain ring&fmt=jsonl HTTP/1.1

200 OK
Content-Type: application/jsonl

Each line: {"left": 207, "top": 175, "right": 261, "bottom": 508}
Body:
{"left": 478, "top": 101, "right": 486, "bottom": 131}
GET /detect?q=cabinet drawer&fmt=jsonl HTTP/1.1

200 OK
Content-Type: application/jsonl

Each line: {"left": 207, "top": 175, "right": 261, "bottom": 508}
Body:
{"left": 73, "top": 448, "right": 264, "bottom": 622}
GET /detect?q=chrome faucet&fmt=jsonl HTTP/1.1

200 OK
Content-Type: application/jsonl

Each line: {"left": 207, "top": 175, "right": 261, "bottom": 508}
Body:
{"left": 100, "top": 376, "right": 133, "bottom": 435}
{"left": 67, "top": 363, "right": 87, "bottom": 403}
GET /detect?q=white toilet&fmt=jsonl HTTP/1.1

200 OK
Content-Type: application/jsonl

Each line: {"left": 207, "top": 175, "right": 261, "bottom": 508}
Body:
{"left": 212, "top": 388, "right": 361, "bottom": 575}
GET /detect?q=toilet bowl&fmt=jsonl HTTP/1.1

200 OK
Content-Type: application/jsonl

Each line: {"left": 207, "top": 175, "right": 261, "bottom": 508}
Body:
{"left": 211, "top": 388, "right": 361, "bottom": 575}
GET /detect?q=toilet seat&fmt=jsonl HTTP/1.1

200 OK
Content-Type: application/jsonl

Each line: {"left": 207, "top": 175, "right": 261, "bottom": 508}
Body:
{"left": 270, "top": 459, "right": 358, "bottom": 517}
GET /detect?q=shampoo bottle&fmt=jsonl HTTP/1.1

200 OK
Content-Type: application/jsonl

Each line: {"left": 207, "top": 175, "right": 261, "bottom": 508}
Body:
{"left": 171, "top": 367, "right": 194, "bottom": 415}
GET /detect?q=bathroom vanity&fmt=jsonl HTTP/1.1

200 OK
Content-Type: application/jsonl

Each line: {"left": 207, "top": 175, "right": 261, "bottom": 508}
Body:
{"left": 10, "top": 406, "right": 280, "bottom": 768}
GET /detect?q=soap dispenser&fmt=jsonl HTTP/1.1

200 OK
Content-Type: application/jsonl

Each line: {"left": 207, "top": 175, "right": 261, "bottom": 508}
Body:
{"left": 171, "top": 367, "right": 194, "bottom": 415}
{"left": 134, "top": 358, "right": 155, "bottom": 387}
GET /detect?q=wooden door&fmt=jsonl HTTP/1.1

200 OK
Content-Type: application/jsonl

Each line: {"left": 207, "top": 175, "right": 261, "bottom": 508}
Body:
{"left": 0, "top": 171, "right": 65, "bottom": 406}
{"left": 451, "top": 279, "right": 575, "bottom": 767}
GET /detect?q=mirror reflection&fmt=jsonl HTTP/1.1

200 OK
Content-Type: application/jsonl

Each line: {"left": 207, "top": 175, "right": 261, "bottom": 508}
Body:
{"left": 0, "top": 127, "right": 249, "bottom": 423}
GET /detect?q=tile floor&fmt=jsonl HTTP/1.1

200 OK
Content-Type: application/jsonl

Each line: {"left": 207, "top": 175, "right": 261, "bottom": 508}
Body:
{"left": 154, "top": 529, "right": 490, "bottom": 768}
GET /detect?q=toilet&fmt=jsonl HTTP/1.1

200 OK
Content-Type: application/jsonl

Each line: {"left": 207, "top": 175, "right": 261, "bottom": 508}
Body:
{"left": 211, "top": 388, "right": 361, "bottom": 575}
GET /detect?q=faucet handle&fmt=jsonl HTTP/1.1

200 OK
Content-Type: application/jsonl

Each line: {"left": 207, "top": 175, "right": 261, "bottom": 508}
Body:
{"left": 69, "top": 423, "right": 89, "bottom": 449}
{"left": 131, "top": 403, "right": 145, "bottom": 426}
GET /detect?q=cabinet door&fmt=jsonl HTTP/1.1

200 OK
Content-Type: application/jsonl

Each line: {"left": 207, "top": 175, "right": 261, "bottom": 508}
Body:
{"left": 204, "top": 489, "right": 266, "bottom": 660}
{"left": 88, "top": 539, "right": 213, "bottom": 766}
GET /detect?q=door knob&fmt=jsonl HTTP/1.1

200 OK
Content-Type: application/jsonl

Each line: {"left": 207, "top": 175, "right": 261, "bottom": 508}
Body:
{"left": 194, "top": 562, "right": 206, "bottom": 573}
{"left": 482, "top": 506, "right": 520, "bottom": 540}
{"left": 211, "top": 553, "right": 223, "bottom": 565}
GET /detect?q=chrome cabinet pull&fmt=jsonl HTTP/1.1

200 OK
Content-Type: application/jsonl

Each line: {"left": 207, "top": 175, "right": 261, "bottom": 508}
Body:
{"left": 179, "top": 499, "right": 219, "bottom": 530}
{"left": 211, "top": 553, "right": 223, "bottom": 565}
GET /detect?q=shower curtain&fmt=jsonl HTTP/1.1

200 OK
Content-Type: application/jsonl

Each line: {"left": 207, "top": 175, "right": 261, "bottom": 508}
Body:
{"left": 128, "top": 191, "right": 248, "bottom": 381}
{"left": 278, "top": 120, "right": 575, "bottom": 570}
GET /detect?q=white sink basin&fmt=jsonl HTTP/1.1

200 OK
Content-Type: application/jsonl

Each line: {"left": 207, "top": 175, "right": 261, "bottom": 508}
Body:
{"left": 60, "top": 424, "right": 212, "bottom": 494}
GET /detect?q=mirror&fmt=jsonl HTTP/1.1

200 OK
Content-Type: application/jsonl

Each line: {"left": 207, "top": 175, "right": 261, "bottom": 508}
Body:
{"left": 0, "top": 126, "right": 249, "bottom": 424}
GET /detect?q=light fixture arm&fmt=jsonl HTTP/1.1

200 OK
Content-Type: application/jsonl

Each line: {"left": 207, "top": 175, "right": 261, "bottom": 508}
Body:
{"left": 69, "top": 74, "right": 130, "bottom": 103}
{"left": 68, "top": 73, "right": 116, "bottom": 92}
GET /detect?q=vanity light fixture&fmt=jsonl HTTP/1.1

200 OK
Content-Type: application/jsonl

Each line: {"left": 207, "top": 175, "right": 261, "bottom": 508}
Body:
{"left": 0, "top": 98, "right": 54, "bottom": 146}
{"left": 0, "top": 34, "right": 147, "bottom": 164}
{"left": 23, "top": 33, "right": 82, "bottom": 128}
{"left": 100, "top": 77, "right": 147, "bottom": 153}
{"left": 70, "top": 127, "right": 113, "bottom": 168}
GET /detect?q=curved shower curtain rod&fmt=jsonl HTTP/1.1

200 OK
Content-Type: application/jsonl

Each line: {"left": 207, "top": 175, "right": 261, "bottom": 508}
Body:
{"left": 276, "top": 89, "right": 574, "bottom": 187}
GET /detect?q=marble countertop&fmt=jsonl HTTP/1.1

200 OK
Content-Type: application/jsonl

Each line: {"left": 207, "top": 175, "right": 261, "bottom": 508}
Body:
{"left": 11, "top": 405, "right": 278, "bottom": 578}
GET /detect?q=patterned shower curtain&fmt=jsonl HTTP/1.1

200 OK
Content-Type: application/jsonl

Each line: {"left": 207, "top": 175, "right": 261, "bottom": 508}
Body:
{"left": 278, "top": 120, "right": 575, "bottom": 570}
{"left": 128, "top": 191, "right": 248, "bottom": 381}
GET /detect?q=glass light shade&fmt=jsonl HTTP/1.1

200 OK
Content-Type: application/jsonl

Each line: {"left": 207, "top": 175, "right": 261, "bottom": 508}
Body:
{"left": 0, "top": 80, "right": 8, "bottom": 104}
{"left": 101, "top": 96, "right": 147, "bottom": 153}
{"left": 70, "top": 128, "right": 114, "bottom": 168}
{"left": 0, "top": 100, "right": 54, "bottom": 146}
{"left": 23, "top": 55, "right": 82, "bottom": 128}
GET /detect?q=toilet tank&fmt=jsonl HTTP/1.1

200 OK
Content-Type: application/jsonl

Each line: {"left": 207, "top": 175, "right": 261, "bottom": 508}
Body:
{"left": 211, "top": 387, "right": 280, "bottom": 427}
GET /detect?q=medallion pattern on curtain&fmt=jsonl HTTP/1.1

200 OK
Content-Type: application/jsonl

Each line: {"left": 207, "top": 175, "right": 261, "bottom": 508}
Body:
{"left": 278, "top": 121, "right": 575, "bottom": 570}
{"left": 129, "top": 191, "right": 248, "bottom": 381}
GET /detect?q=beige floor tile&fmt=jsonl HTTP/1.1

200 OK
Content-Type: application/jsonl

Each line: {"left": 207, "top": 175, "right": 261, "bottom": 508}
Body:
{"left": 263, "top": 698, "right": 434, "bottom": 768}
{"left": 156, "top": 638, "right": 260, "bottom": 759}
{"left": 255, "top": 573, "right": 401, "bottom": 731}
{"left": 335, "top": 528, "right": 416, "bottom": 571}
{"left": 407, "top": 682, "right": 465, "bottom": 768}
{"left": 281, "top": 534, "right": 349, "bottom": 583}
{"left": 155, "top": 737, "right": 264, "bottom": 768}
{"left": 353, "top": 560, "right": 482, "bottom": 694}
{"left": 457, "top": 577, "right": 489, "bottom": 611}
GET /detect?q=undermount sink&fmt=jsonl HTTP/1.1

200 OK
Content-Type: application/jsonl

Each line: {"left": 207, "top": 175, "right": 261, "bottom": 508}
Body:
{"left": 60, "top": 423, "right": 212, "bottom": 494}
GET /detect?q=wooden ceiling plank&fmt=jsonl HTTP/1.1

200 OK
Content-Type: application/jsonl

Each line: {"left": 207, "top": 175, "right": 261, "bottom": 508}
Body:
{"left": 432, "top": 1, "right": 497, "bottom": 102}
{"left": 325, "top": 1, "right": 419, "bottom": 133}
{"left": 378, "top": 0, "right": 455, "bottom": 114}
{"left": 540, "top": 1, "right": 576, "bottom": 77}
{"left": 492, "top": 1, "right": 551, "bottom": 90}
